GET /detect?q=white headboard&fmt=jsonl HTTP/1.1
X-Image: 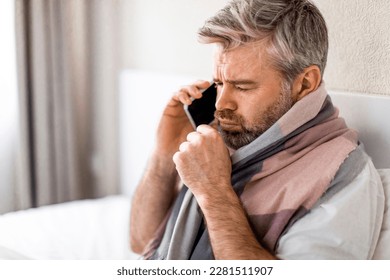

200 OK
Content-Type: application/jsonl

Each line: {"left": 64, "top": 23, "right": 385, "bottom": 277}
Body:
{"left": 119, "top": 69, "right": 390, "bottom": 194}
{"left": 119, "top": 70, "right": 199, "bottom": 195}
{"left": 329, "top": 91, "right": 390, "bottom": 169}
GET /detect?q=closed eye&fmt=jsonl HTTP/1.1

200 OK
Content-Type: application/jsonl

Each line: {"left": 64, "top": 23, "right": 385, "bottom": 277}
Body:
{"left": 235, "top": 85, "right": 250, "bottom": 91}
{"left": 235, "top": 84, "right": 256, "bottom": 92}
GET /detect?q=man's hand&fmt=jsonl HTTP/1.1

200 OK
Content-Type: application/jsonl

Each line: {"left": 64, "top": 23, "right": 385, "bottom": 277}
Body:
{"left": 172, "top": 125, "right": 232, "bottom": 202}
{"left": 155, "top": 80, "right": 211, "bottom": 158}
{"left": 172, "top": 126, "right": 276, "bottom": 260}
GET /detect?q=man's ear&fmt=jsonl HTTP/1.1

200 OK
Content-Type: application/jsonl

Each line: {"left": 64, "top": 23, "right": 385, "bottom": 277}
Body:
{"left": 291, "top": 65, "right": 322, "bottom": 102}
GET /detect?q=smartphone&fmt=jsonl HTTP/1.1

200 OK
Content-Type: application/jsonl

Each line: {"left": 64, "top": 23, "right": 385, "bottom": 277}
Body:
{"left": 184, "top": 83, "right": 217, "bottom": 129}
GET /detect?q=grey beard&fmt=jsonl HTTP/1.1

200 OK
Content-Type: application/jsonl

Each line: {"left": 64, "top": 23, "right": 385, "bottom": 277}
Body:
{"left": 217, "top": 126, "right": 261, "bottom": 150}
{"left": 217, "top": 88, "right": 293, "bottom": 150}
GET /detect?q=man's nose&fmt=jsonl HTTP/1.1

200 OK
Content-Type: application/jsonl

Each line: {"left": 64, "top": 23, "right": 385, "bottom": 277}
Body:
{"left": 215, "top": 86, "right": 237, "bottom": 111}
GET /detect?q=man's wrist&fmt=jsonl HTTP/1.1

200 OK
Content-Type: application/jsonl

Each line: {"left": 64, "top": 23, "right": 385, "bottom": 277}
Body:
{"left": 195, "top": 182, "right": 238, "bottom": 210}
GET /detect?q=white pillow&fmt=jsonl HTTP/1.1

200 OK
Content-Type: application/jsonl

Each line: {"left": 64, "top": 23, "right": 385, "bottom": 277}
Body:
{"left": 372, "top": 169, "right": 390, "bottom": 259}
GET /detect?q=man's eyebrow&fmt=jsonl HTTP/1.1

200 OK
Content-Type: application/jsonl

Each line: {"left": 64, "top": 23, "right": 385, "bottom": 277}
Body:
{"left": 213, "top": 77, "right": 258, "bottom": 85}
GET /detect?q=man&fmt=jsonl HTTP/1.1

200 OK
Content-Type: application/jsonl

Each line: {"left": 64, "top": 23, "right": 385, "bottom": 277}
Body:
{"left": 130, "top": 0, "right": 384, "bottom": 259}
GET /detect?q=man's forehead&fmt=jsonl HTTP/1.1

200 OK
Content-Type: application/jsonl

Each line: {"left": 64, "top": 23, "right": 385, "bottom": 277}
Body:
{"left": 214, "top": 42, "right": 268, "bottom": 66}
{"left": 213, "top": 43, "right": 270, "bottom": 78}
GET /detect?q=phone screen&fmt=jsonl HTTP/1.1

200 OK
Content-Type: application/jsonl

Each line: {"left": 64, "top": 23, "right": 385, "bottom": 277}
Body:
{"left": 184, "top": 83, "right": 217, "bottom": 129}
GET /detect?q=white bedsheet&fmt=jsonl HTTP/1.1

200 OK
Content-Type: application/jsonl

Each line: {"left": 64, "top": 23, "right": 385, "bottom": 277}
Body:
{"left": 0, "top": 195, "right": 140, "bottom": 260}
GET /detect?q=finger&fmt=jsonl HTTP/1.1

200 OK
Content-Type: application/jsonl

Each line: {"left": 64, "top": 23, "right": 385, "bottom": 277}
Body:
{"left": 196, "top": 124, "right": 217, "bottom": 135}
{"left": 179, "top": 80, "right": 211, "bottom": 99}
{"left": 186, "top": 131, "right": 200, "bottom": 142}
{"left": 181, "top": 85, "right": 202, "bottom": 99}
{"left": 193, "top": 80, "right": 211, "bottom": 90}
{"left": 174, "top": 89, "right": 193, "bottom": 105}
{"left": 172, "top": 80, "right": 211, "bottom": 105}
{"left": 178, "top": 141, "right": 191, "bottom": 152}
{"left": 172, "top": 151, "right": 180, "bottom": 166}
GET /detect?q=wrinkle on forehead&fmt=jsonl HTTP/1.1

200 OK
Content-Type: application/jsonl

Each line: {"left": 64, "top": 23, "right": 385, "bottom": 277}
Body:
{"left": 213, "top": 42, "right": 272, "bottom": 81}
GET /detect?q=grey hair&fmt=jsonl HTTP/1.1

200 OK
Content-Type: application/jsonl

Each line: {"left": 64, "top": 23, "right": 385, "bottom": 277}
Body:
{"left": 198, "top": 0, "right": 328, "bottom": 84}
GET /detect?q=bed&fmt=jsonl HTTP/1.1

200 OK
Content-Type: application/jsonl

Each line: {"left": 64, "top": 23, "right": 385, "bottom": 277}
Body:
{"left": 0, "top": 70, "right": 389, "bottom": 259}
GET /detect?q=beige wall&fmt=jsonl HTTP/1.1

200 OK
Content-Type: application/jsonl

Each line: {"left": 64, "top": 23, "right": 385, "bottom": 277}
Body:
{"left": 314, "top": 0, "right": 390, "bottom": 95}
{"left": 120, "top": 0, "right": 390, "bottom": 95}
{"left": 120, "top": 0, "right": 227, "bottom": 78}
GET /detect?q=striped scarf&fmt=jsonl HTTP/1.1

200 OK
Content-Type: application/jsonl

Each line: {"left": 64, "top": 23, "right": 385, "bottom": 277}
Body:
{"left": 144, "top": 83, "right": 365, "bottom": 259}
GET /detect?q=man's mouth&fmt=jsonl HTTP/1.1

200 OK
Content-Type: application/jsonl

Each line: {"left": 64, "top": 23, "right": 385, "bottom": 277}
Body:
{"left": 218, "top": 119, "right": 241, "bottom": 131}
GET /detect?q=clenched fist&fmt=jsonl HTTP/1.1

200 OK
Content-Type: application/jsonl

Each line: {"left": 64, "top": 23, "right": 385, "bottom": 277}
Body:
{"left": 173, "top": 125, "right": 232, "bottom": 203}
